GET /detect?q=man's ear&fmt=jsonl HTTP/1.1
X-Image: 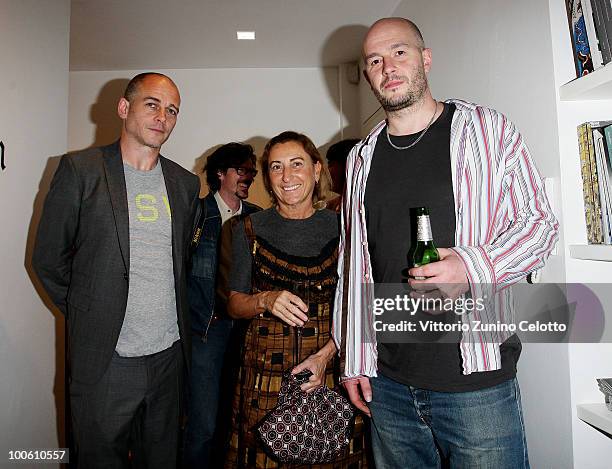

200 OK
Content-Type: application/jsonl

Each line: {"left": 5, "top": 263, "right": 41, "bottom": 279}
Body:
{"left": 117, "top": 97, "right": 130, "bottom": 119}
{"left": 422, "top": 48, "right": 432, "bottom": 74}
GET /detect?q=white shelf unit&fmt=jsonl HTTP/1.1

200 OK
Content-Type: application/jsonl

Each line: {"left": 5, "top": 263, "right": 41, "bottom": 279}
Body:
{"left": 551, "top": 0, "right": 612, "bottom": 465}
{"left": 560, "top": 64, "right": 612, "bottom": 101}
{"left": 577, "top": 403, "right": 612, "bottom": 436}
{"left": 561, "top": 63, "right": 612, "bottom": 266}
{"left": 569, "top": 245, "right": 612, "bottom": 262}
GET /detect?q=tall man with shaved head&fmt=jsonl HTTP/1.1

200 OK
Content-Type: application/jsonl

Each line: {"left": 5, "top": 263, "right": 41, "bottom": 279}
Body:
{"left": 34, "top": 73, "right": 200, "bottom": 468}
{"left": 332, "top": 18, "right": 557, "bottom": 468}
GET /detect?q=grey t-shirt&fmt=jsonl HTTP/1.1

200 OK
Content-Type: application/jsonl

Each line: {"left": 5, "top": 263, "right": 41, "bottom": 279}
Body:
{"left": 115, "top": 161, "right": 179, "bottom": 356}
{"left": 229, "top": 208, "right": 339, "bottom": 293}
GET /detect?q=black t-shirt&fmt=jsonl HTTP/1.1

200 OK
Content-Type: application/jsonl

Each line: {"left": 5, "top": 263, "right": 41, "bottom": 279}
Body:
{"left": 364, "top": 102, "right": 520, "bottom": 392}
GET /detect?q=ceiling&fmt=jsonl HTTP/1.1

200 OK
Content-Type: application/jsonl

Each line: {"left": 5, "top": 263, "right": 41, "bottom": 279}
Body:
{"left": 70, "top": 0, "right": 401, "bottom": 71}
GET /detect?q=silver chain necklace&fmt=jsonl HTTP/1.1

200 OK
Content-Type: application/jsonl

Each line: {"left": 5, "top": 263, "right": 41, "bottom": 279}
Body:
{"left": 385, "top": 102, "right": 439, "bottom": 150}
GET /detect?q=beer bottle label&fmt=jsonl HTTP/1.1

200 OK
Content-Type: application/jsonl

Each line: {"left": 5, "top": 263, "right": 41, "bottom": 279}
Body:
{"left": 416, "top": 215, "right": 433, "bottom": 241}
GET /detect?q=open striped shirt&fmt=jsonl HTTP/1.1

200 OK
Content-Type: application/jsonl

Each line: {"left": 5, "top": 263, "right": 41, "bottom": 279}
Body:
{"left": 332, "top": 99, "right": 559, "bottom": 378}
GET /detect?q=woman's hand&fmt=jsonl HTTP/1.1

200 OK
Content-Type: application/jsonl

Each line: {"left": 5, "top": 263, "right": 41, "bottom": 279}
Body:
{"left": 258, "top": 290, "right": 309, "bottom": 327}
{"left": 292, "top": 340, "right": 337, "bottom": 393}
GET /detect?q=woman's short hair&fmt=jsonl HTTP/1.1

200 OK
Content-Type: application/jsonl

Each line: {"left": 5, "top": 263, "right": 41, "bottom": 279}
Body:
{"left": 261, "top": 131, "right": 332, "bottom": 208}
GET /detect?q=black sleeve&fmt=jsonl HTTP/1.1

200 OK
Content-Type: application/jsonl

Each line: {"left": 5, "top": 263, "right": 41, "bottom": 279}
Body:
{"left": 228, "top": 219, "right": 252, "bottom": 293}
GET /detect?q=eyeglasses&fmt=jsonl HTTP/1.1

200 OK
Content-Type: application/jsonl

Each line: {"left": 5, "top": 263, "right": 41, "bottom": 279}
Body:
{"left": 230, "top": 166, "right": 258, "bottom": 177}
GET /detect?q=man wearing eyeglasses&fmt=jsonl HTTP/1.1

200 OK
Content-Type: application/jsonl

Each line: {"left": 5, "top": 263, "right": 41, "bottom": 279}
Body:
{"left": 184, "top": 142, "right": 260, "bottom": 468}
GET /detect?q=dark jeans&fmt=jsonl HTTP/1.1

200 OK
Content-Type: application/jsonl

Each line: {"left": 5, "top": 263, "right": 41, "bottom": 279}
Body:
{"left": 368, "top": 373, "right": 530, "bottom": 469}
{"left": 183, "top": 318, "right": 233, "bottom": 468}
{"left": 69, "top": 341, "right": 182, "bottom": 469}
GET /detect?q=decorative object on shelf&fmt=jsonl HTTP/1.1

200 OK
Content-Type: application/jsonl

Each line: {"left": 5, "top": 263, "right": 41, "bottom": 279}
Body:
{"left": 597, "top": 378, "right": 612, "bottom": 411}
{"left": 577, "top": 121, "right": 612, "bottom": 244}
{"left": 566, "top": 0, "right": 596, "bottom": 76}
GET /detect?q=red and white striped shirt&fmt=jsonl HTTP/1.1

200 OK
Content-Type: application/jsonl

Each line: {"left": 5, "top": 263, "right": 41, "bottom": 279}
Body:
{"left": 332, "top": 99, "right": 559, "bottom": 378}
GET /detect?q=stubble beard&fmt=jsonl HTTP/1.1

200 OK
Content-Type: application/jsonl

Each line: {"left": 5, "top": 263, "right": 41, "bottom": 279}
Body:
{"left": 143, "top": 131, "right": 168, "bottom": 150}
{"left": 374, "top": 68, "right": 428, "bottom": 113}
{"left": 132, "top": 129, "right": 166, "bottom": 150}
{"left": 144, "top": 141, "right": 163, "bottom": 150}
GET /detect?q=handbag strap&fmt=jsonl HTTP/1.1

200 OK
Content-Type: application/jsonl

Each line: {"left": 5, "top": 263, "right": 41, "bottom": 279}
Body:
{"left": 293, "top": 326, "right": 302, "bottom": 367}
{"left": 292, "top": 279, "right": 308, "bottom": 367}
{"left": 243, "top": 216, "right": 260, "bottom": 299}
{"left": 243, "top": 215, "right": 257, "bottom": 255}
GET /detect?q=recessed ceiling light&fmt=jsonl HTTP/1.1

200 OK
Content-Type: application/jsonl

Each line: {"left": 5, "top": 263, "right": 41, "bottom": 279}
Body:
{"left": 237, "top": 31, "right": 255, "bottom": 40}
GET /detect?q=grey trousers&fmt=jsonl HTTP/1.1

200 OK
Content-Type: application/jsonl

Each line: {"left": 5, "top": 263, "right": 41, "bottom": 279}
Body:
{"left": 70, "top": 341, "right": 182, "bottom": 469}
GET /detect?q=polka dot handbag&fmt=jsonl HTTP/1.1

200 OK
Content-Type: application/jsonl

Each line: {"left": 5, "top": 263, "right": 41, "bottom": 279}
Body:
{"left": 256, "top": 369, "right": 355, "bottom": 464}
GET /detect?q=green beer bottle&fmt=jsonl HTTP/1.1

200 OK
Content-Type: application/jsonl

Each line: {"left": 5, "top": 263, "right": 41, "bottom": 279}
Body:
{"left": 412, "top": 206, "right": 440, "bottom": 279}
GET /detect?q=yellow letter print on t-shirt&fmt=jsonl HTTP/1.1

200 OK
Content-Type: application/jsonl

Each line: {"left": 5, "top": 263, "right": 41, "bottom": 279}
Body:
{"left": 136, "top": 194, "right": 172, "bottom": 222}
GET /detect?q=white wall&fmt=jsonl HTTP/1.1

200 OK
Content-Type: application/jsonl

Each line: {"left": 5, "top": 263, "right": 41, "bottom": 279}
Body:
{"left": 0, "top": 1, "right": 70, "bottom": 467}
{"left": 388, "top": 1, "right": 572, "bottom": 467}
{"left": 69, "top": 66, "right": 361, "bottom": 207}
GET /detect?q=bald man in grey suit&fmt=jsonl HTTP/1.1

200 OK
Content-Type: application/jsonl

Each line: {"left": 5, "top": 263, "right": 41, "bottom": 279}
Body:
{"left": 34, "top": 72, "right": 199, "bottom": 468}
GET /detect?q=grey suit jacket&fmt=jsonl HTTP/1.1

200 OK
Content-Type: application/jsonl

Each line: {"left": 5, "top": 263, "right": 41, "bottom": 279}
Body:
{"left": 33, "top": 141, "right": 200, "bottom": 384}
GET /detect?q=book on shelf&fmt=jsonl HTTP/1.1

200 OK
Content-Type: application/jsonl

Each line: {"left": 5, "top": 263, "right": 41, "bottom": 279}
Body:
{"left": 592, "top": 0, "right": 612, "bottom": 65}
{"left": 586, "top": 123, "right": 604, "bottom": 242}
{"left": 566, "top": 0, "right": 596, "bottom": 76}
{"left": 598, "top": 125, "right": 612, "bottom": 238}
{"left": 583, "top": 0, "right": 605, "bottom": 67}
{"left": 593, "top": 128, "right": 612, "bottom": 242}
{"left": 577, "top": 121, "right": 612, "bottom": 244}
{"left": 598, "top": 0, "right": 612, "bottom": 57}
{"left": 578, "top": 123, "right": 600, "bottom": 243}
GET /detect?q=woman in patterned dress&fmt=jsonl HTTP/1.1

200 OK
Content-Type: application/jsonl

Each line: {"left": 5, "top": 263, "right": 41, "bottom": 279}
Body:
{"left": 224, "top": 132, "right": 367, "bottom": 468}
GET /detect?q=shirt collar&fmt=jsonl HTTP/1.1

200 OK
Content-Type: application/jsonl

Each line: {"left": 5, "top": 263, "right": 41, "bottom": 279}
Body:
{"left": 214, "top": 191, "right": 242, "bottom": 225}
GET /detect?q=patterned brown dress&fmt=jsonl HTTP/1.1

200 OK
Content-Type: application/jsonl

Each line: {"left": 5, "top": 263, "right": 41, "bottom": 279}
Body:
{"left": 225, "top": 209, "right": 367, "bottom": 468}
